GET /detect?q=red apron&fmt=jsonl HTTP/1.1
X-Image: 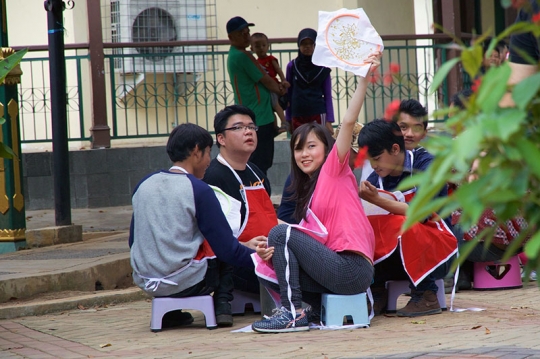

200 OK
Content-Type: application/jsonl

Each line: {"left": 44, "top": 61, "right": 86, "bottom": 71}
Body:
{"left": 369, "top": 152, "right": 457, "bottom": 286}
{"left": 217, "top": 155, "right": 278, "bottom": 242}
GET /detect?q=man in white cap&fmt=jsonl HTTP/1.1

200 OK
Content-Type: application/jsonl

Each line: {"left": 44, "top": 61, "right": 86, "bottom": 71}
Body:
{"left": 226, "top": 16, "right": 286, "bottom": 174}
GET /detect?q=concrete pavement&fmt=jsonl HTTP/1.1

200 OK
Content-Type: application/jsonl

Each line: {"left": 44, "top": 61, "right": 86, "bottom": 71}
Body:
{"left": 0, "top": 205, "right": 539, "bottom": 358}
{"left": 0, "top": 282, "right": 539, "bottom": 358}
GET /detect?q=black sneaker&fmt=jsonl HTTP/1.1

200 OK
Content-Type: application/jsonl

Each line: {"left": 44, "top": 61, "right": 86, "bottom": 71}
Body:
{"left": 304, "top": 306, "right": 321, "bottom": 325}
{"left": 215, "top": 301, "right": 233, "bottom": 327}
{"left": 369, "top": 287, "right": 388, "bottom": 315}
{"left": 162, "top": 310, "right": 194, "bottom": 328}
{"left": 252, "top": 307, "right": 309, "bottom": 333}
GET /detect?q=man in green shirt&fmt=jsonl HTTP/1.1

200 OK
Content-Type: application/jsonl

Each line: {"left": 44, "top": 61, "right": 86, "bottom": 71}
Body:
{"left": 226, "top": 16, "right": 285, "bottom": 174}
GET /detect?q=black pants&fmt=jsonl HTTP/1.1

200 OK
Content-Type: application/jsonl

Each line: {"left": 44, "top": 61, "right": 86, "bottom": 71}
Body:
{"left": 212, "top": 260, "right": 260, "bottom": 304}
{"left": 166, "top": 259, "right": 220, "bottom": 298}
{"left": 260, "top": 224, "right": 374, "bottom": 312}
{"left": 249, "top": 121, "right": 275, "bottom": 175}
{"left": 372, "top": 246, "right": 454, "bottom": 293}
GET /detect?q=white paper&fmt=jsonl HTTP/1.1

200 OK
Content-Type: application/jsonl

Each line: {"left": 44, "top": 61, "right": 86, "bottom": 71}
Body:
{"left": 313, "top": 8, "right": 384, "bottom": 77}
{"left": 362, "top": 190, "right": 399, "bottom": 216}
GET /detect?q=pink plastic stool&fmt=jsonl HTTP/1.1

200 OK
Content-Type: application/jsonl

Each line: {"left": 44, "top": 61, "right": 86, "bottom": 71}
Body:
{"left": 231, "top": 290, "right": 261, "bottom": 315}
{"left": 150, "top": 295, "right": 217, "bottom": 332}
{"left": 385, "top": 279, "right": 447, "bottom": 313}
{"left": 473, "top": 255, "right": 522, "bottom": 290}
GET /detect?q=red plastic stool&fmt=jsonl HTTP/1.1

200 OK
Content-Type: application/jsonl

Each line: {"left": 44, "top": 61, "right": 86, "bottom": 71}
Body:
{"left": 473, "top": 255, "right": 522, "bottom": 290}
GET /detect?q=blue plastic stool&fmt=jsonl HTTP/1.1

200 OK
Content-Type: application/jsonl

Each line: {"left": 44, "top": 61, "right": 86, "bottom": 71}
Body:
{"left": 321, "top": 293, "right": 370, "bottom": 327}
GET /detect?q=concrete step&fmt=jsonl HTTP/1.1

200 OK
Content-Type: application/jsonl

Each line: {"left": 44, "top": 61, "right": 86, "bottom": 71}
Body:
{"left": 0, "top": 287, "right": 148, "bottom": 320}
{"left": 0, "top": 232, "right": 133, "bottom": 306}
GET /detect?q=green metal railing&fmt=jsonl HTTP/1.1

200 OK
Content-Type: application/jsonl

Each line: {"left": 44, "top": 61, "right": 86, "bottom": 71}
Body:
{"left": 18, "top": 54, "right": 89, "bottom": 143}
{"left": 16, "top": 39, "right": 458, "bottom": 144}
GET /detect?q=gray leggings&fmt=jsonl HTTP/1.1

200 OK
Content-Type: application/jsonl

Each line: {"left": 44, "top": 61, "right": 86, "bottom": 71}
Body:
{"left": 260, "top": 224, "right": 374, "bottom": 312}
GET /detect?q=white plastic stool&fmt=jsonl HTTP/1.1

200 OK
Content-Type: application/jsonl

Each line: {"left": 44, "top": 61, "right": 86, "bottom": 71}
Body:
{"left": 150, "top": 295, "right": 217, "bottom": 331}
{"left": 231, "top": 290, "right": 261, "bottom": 315}
{"left": 385, "top": 278, "right": 446, "bottom": 313}
{"left": 321, "top": 293, "right": 370, "bottom": 327}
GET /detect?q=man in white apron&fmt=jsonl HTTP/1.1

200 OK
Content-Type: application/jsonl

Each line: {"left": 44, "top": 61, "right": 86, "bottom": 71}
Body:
{"left": 358, "top": 119, "right": 457, "bottom": 317}
{"left": 130, "top": 123, "right": 267, "bottom": 329}
{"left": 203, "top": 105, "right": 278, "bottom": 326}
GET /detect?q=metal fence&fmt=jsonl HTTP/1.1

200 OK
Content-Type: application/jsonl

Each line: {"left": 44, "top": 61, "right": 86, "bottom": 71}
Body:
{"left": 16, "top": 38, "right": 457, "bottom": 144}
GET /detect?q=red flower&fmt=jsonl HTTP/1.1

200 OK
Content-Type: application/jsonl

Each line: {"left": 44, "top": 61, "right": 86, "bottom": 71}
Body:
{"left": 384, "top": 99, "right": 401, "bottom": 121}
{"left": 383, "top": 73, "right": 393, "bottom": 86}
{"left": 389, "top": 63, "right": 400, "bottom": 74}
{"left": 354, "top": 146, "right": 369, "bottom": 169}
{"left": 511, "top": 0, "right": 527, "bottom": 8}
{"left": 532, "top": 12, "right": 540, "bottom": 24}
{"left": 471, "top": 78, "right": 482, "bottom": 93}
{"left": 369, "top": 69, "right": 380, "bottom": 84}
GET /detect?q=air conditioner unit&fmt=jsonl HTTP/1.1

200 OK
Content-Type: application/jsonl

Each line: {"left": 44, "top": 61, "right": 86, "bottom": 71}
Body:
{"left": 110, "top": 0, "right": 208, "bottom": 74}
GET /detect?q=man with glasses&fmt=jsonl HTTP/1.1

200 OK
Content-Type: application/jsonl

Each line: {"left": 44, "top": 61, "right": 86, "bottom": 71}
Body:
{"left": 226, "top": 16, "right": 286, "bottom": 174}
{"left": 203, "top": 105, "right": 278, "bottom": 326}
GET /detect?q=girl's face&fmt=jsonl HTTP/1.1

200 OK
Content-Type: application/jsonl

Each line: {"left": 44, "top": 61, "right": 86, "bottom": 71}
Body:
{"left": 299, "top": 38, "right": 315, "bottom": 56}
{"left": 294, "top": 131, "right": 326, "bottom": 176}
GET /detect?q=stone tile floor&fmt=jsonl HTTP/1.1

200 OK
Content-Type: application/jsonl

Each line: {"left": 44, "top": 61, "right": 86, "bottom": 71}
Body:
{"left": 1, "top": 282, "right": 539, "bottom": 358}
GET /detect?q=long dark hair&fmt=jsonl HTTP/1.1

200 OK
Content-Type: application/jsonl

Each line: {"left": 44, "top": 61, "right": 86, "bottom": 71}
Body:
{"left": 288, "top": 123, "right": 335, "bottom": 222}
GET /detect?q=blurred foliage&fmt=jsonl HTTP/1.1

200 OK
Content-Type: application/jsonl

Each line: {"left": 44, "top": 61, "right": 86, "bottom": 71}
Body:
{"left": 400, "top": 4, "right": 540, "bottom": 282}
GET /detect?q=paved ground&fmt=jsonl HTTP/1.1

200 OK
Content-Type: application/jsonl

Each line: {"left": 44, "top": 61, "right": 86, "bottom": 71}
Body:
{"left": 0, "top": 205, "right": 538, "bottom": 358}
{"left": 25, "top": 206, "right": 134, "bottom": 232}
{"left": 1, "top": 282, "right": 539, "bottom": 358}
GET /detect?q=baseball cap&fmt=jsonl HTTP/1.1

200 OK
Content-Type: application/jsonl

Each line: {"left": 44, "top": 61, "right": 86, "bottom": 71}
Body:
{"left": 333, "top": 122, "right": 364, "bottom": 152}
{"left": 226, "top": 16, "right": 255, "bottom": 34}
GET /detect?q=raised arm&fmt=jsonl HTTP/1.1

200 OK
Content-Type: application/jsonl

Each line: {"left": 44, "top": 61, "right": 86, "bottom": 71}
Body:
{"left": 335, "top": 52, "right": 381, "bottom": 163}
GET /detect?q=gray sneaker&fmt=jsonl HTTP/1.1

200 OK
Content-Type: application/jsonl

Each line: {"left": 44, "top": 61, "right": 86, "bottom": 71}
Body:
{"left": 252, "top": 307, "right": 309, "bottom": 333}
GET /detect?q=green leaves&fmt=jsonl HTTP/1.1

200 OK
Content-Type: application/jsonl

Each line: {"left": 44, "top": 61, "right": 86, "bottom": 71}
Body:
{"left": 512, "top": 73, "right": 540, "bottom": 110}
{"left": 0, "top": 48, "right": 27, "bottom": 84}
{"left": 0, "top": 143, "right": 15, "bottom": 159}
{"left": 406, "top": 18, "right": 540, "bottom": 276}
{"left": 461, "top": 46, "right": 484, "bottom": 79}
{"left": 429, "top": 57, "right": 460, "bottom": 95}
{"left": 475, "top": 108, "right": 525, "bottom": 142}
{"left": 476, "top": 63, "right": 512, "bottom": 113}
{"left": 500, "top": 0, "right": 511, "bottom": 8}
{"left": 516, "top": 139, "right": 540, "bottom": 178}
{"left": 0, "top": 48, "right": 27, "bottom": 160}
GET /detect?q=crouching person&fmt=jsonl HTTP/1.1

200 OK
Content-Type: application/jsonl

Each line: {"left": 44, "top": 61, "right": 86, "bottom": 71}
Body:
{"left": 129, "top": 123, "right": 268, "bottom": 328}
{"left": 358, "top": 120, "right": 457, "bottom": 317}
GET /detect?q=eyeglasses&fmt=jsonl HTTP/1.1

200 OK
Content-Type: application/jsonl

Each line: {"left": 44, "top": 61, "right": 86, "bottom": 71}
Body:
{"left": 221, "top": 125, "right": 259, "bottom": 133}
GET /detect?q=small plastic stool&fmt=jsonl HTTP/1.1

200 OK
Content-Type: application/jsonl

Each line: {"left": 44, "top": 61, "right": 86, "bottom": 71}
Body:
{"left": 321, "top": 293, "right": 370, "bottom": 327}
{"left": 386, "top": 278, "right": 447, "bottom": 313}
{"left": 150, "top": 295, "right": 217, "bottom": 332}
{"left": 473, "top": 255, "right": 522, "bottom": 290}
{"left": 231, "top": 290, "right": 261, "bottom": 315}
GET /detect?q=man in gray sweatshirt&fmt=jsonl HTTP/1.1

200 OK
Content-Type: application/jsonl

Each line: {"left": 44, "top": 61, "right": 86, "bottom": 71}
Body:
{"left": 129, "top": 123, "right": 268, "bottom": 328}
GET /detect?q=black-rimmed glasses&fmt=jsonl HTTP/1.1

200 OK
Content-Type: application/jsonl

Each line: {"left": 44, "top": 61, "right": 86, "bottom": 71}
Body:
{"left": 221, "top": 125, "right": 259, "bottom": 133}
